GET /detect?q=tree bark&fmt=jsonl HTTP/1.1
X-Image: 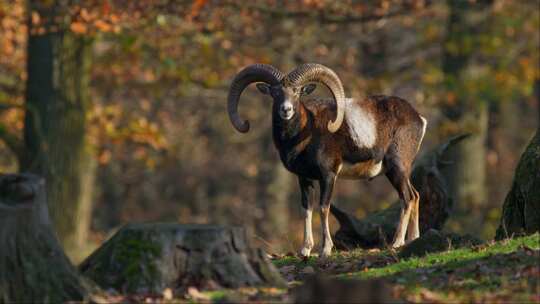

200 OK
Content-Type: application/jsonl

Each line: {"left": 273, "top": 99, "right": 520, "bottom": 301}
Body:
{"left": 441, "top": 107, "right": 488, "bottom": 233}
{"left": 440, "top": 0, "right": 492, "bottom": 235}
{"left": 0, "top": 174, "right": 91, "bottom": 303}
{"left": 80, "top": 223, "right": 285, "bottom": 295}
{"left": 495, "top": 129, "right": 540, "bottom": 239}
{"left": 22, "top": 2, "right": 95, "bottom": 259}
{"left": 256, "top": 132, "right": 291, "bottom": 243}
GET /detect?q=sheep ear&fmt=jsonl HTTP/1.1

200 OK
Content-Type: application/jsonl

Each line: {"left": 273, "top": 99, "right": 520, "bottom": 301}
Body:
{"left": 256, "top": 83, "right": 271, "bottom": 95}
{"left": 301, "top": 83, "right": 317, "bottom": 96}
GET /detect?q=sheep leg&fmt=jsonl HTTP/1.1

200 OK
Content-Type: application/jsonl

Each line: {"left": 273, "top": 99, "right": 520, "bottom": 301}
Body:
{"left": 406, "top": 184, "right": 420, "bottom": 242}
{"left": 385, "top": 164, "right": 414, "bottom": 248}
{"left": 319, "top": 173, "right": 336, "bottom": 258}
{"left": 299, "top": 177, "right": 315, "bottom": 257}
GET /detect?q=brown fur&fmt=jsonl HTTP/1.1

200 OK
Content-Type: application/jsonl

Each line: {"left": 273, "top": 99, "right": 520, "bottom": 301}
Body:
{"left": 273, "top": 94, "right": 426, "bottom": 253}
{"left": 282, "top": 95, "right": 425, "bottom": 180}
{"left": 260, "top": 83, "right": 427, "bottom": 254}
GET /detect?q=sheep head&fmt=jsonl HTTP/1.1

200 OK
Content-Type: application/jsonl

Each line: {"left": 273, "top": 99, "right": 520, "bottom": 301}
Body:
{"left": 227, "top": 63, "right": 345, "bottom": 133}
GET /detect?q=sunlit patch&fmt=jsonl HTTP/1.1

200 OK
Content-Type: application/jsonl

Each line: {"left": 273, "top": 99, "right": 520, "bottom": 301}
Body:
{"left": 345, "top": 99, "right": 377, "bottom": 148}
{"left": 340, "top": 160, "right": 383, "bottom": 180}
{"left": 279, "top": 100, "right": 295, "bottom": 120}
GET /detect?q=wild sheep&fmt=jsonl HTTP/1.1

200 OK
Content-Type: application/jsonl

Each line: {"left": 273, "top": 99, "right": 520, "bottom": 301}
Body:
{"left": 227, "top": 63, "right": 427, "bottom": 257}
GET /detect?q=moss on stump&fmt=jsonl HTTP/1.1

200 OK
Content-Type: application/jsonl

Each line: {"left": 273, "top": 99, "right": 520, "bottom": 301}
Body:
{"left": 79, "top": 223, "right": 285, "bottom": 295}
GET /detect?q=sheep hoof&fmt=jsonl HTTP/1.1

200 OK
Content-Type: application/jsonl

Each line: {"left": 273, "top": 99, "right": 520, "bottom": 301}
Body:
{"left": 391, "top": 240, "right": 405, "bottom": 249}
{"left": 319, "top": 247, "right": 332, "bottom": 259}
{"left": 300, "top": 246, "right": 312, "bottom": 257}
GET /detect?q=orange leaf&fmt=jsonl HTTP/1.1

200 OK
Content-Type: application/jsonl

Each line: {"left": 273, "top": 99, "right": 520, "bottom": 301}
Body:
{"left": 80, "top": 8, "right": 91, "bottom": 22}
{"left": 109, "top": 14, "right": 119, "bottom": 23}
{"left": 70, "top": 22, "right": 87, "bottom": 34}
{"left": 94, "top": 19, "right": 111, "bottom": 32}
{"left": 31, "top": 11, "right": 40, "bottom": 25}
{"left": 102, "top": 1, "right": 111, "bottom": 15}
{"left": 188, "top": 0, "right": 208, "bottom": 20}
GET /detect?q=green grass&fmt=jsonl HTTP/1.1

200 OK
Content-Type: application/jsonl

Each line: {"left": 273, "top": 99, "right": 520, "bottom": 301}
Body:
{"left": 351, "top": 233, "right": 539, "bottom": 279}
{"left": 192, "top": 234, "right": 539, "bottom": 303}
{"left": 272, "top": 233, "right": 540, "bottom": 303}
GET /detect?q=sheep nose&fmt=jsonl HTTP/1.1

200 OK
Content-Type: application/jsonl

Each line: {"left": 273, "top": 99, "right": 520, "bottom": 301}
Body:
{"left": 281, "top": 103, "right": 293, "bottom": 112}
{"left": 279, "top": 101, "right": 294, "bottom": 119}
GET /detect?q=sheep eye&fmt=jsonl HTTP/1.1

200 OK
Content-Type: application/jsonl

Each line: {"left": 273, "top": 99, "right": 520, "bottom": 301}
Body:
{"left": 271, "top": 90, "right": 282, "bottom": 98}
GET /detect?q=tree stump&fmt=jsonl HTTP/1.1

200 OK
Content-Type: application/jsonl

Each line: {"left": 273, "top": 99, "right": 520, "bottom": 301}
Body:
{"left": 79, "top": 223, "right": 285, "bottom": 295}
{"left": 0, "top": 174, "right": 91, "bottom": 303}
{"left": 496, "top": 130, "right": 540, "bottom": 239}
{"left": 332, "top": 135, "right": 468, "bottom": 249}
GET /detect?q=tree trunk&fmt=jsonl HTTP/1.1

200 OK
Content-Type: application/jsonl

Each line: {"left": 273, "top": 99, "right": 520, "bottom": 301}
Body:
{"left": 22, "top": 2, "right": 95, "bottom": 259}
{"left": 489, "top": 101, "right": 521, "bottom": 208}
{"left": 256, "top": 133, "right": 291, "bottom": 244}
{"left": 331, "top": 135, "right": 467, "bottom": 249}
{"left": 441, "top": 106, "right": 488, "bottom": 233}
{"left": 495, "top": 129, "right": 540, "bottom": 239}
{"left": 440, "top": 0, "right": 492, "bottom": 235}
{"left": 79, "top": 223, "right": 285, "bottom": 295}
{"left": 0, "top": 174, "right": 91, "bottom": 303}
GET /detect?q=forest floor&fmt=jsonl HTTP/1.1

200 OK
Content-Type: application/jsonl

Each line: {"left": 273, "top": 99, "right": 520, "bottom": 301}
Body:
{"left": 196, "top": 233, "right": 539, "bottom": 303}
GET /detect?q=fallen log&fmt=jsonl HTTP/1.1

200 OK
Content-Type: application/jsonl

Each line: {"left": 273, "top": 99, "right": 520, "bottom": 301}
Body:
{"left": 80, "top": 223, "right": 285, "bottom": 295}
{"left": 332, "top": 135, "right": 469, "bottom": 249}
{"left": 0, "top": 174, "right": 92, "bottom": 303}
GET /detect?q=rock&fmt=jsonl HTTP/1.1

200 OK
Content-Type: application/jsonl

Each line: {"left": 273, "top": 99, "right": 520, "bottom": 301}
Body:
{"left": 399, "top": 229, "right": 482, "bottom": 258}
{"left": 79, "top": 223, "right": 285, "bottom": 294}
{"left": 332, "top": 135, "right": 469, "bottom": 249}
{"left": 294, "top": 275, "right": 399, "bottom": 303}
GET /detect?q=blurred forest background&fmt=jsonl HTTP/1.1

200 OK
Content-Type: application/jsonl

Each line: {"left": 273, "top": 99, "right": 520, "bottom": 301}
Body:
{"left": 0, "top": 0, "right": 538, "bottom": 262}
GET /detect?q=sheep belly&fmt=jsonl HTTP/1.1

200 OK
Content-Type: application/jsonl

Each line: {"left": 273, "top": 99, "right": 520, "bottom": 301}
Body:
{"left": 339, "top": 160, "right": 383, "bottom": 180}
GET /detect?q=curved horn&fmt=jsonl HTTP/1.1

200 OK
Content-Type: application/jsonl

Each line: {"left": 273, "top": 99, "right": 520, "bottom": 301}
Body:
{"left": 227, "top": 64, "right": 284, "bottom": 133}
{"left": 286, "top": 63, "right": 345, "bottom": 133}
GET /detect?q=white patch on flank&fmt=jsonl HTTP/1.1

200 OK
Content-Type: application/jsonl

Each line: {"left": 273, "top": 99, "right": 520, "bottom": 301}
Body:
{"left": 344, "top": 98, "right": 377, "bottom": 148}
